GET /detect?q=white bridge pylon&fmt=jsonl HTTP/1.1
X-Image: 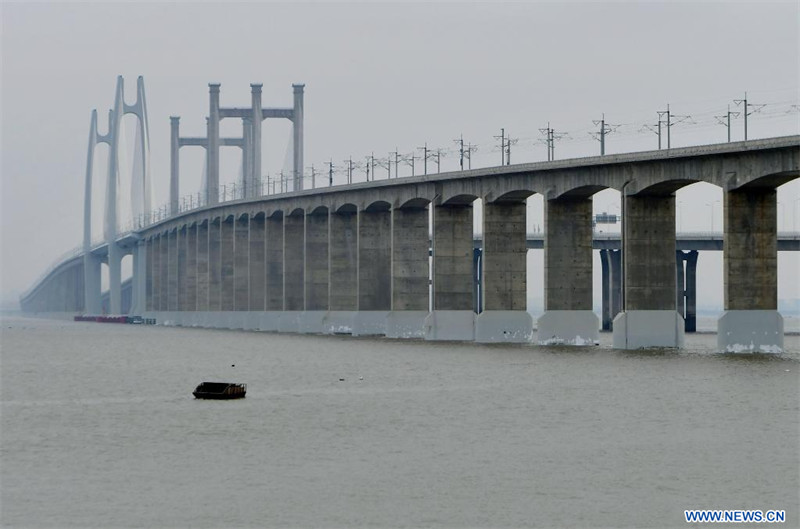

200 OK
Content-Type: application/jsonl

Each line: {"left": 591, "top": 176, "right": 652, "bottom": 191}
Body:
{"left": 83, "top": 75, "right": 152, "bottom": 315}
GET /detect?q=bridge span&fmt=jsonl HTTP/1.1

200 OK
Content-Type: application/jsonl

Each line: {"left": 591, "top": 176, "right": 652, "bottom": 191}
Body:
{"left": 22, "top": 134, "right": 799, "bottom": 352}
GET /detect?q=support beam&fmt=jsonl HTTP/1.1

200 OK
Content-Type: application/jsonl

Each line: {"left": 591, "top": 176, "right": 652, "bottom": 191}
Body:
{"left": 538, "top": 196, "right": 598, "bottom": 345}
{"left": 266, "top": 214, "right": 284, "bottom": 311}
{"left": 84, "top": 253, "right": 102, "bottom": 314}
{"left": 301, "top": 210, "right": 329, "bottom": 333}
{"left": 234, "top": 215, "right": 250, "bottom": 311}
{"left": 249, "top": 215, "right": 266, "bottom": 311}
{"left": 220, "top": 217, "right": 235, "bottom": 311}
{"left": 185, "top": 224, "right": 197, "bottom": 312}
{"left": 719, "top": 188, "right": 782, "bottom": 352}
{"left": 425, "top": 204, "right": 474, "bottom": 340}
{"left": 387, "top": 206, "right": 430, "bottom": 338}
{"left": 178, "top": 226, "right": 188, "bottom": 311}
{"left": 167, "top": 230, "right": 179, "bottom": 311}
{"left": 145, "top": 237, "right": 154, "bottom": 312}
{"left": 282, "top": 212, "right": 304, "bottom": 331}
{"left": 196, "top": 221, "right": 210, "bottom": 311}
{"left": 208, "top": 220, "right": 222, "bottom": 311}
{"left": 325, "top": 209, "right": 358, "bottom": 334}
{"left": 476, "top": 200, "right": 532, "bottom": 342}
{"left": 613, "top": 194, "right": 683, "bottom": 349}
{"left": 599, "top": 249, "right": 622, "bottom": 331}
{"left": 355, "top": 207, "right": 391, "bottom": 335}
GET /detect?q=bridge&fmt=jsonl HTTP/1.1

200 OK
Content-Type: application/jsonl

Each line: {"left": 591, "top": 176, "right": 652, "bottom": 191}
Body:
{"left": 19, "top": 78, "right": 800, "bottom": 352}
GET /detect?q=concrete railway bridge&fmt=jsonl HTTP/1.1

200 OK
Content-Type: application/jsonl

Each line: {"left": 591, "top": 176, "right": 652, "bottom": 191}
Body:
{"left": 21, "top": 133, "right": 800, "bottom": 352}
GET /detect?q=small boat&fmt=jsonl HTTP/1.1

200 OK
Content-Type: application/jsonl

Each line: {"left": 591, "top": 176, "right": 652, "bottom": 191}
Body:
{"left": 193, "top": 382, "right": 247, "bottom": 400}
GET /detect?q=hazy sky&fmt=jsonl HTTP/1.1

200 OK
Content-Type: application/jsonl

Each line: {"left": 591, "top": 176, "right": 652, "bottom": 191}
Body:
{"left": 2, "top": 1, "right": 798, "bottom": 308}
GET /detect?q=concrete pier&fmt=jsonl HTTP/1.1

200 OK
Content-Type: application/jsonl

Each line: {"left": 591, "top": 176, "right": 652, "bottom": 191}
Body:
{"left": 387, "top": 205, "right": 429, "bottom": 338}
{"left": 177, "top": 227, "right": 188, "bottom": 311}
{"left": 613, "top": 194, "right": 684, "bottom": 349}
{"left": 538, "top": 196, "right": 598, "bottom": 345}
{"left": 196, "top": 221, "right": 209, "bottom": 311}
{"left": 249, "top": 215, "right": 266, "bottom": 311}
{"left": 220, "top": 217, "right": 235, "bottom": 311}
{"left": 718, "top": 189, "right": 782, "bottom": 352}
{"left": 145, "top": 238, "right": 154, "bottom": 312}
{"left": 266, "top": 213, "right": 284, "bottom": 309}
{"left": 168, "top": 230, "right": 179, "bottom": 311}
{"left": 354, "top": 205, "right": 391, "bottom": 335}
{"left": 325, "top": 208, "right": 358, "bottom": 334}
{"left": 476, "top": 200, "right": 532, "bottom": 343}
{"left": 301, "top": 209, "right": 329, "bottom": 333}
{"left": 282, "top": 212, "right": 304, "bottom": 332}
{"left": 425, "top": 204, "right": 474, "bottom": 340}
{"left": 599, "top": 249, "right": 622, "bottom": 331}
{"left": 208, "top": 219, "right": 221, "bottom": 311}
{"left": 234, "top": 215, "right": 250, "bottom": 311}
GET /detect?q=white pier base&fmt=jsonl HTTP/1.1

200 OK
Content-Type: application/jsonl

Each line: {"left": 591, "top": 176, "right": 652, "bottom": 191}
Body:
{"left": 475, "top": 310, "right": 533, "bottom": 343}
{"left": 717, "top": 310, "right": 783, "bottom": 353}
{"left": 386, "top": 311, "right": 428, "bottom": 339}
{"left": 322, "top": 311, "right": 357, "bottom": 335}
{"left": 423, "top": 310, "right": 475, "bottom": 341}
{"left": 352, "top": 311, "right": 389, "bottom": 336}
{"left": 537, "top": 310, "right": 599, "bottom": 345}
{"left": 298, "top": 311, "right": 327, "bottom": 334}
{"left": 277, "top": 311, "right": 301, "bottom": 333}
{"left": 612, "top": 310, "right": 684, "bottom": 349}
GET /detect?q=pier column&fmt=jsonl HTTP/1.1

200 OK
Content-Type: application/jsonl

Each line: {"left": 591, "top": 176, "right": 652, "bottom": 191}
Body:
{"left": 196, "top": 221, "right": 210, "bottom": 312}
{"left": 300, "top": 209, "right": 329, "bottom": 333}
{"left": 208, "top": 219, "right": 222, "bottom": 311}
{"left": 220, "top": 216, "right": 235, "bottom": 312}
{"left": 153, "top": 235, "right": 163, "bottom": 311}
{"left": 84, "top": 253, "right": 102, "bottom": 314}
{"left": 613, "top": 194, "right": 684, "bottom": 349}
{"left": 249, "top": 214, "right": 266, "bottom": 311}
{"left": 131, "top": 240, "right": 146, "bottom": 316}
{"left": 261, "top": 213, "right": 284, "bottom": 330}
{"left": 325, "top": 208, "right": 358, "bottom": 334}
{"left": 281, "top": 211, "right": 305, "bottom": 331}
{"left": 185, "top": 224, "right": 197, "bottom": 313}
{"left": 145, "top": 237, "right": 154, "bottom": 312}
{"left": 424, "top": 204, "right": 475, "bottom": 340}
{"left": 177, "top": 226, "right": 188, "bottom": 314}
{"left": 718, "top": 188, "right": 782, "bottom": 352}
{"left": 476, "top": 200, "right": 532, "bottom": 342}
{"left": 354, "top": 205, "right": 391, "bottom": 335}
{"left": 167, "top": 229, "right": 179, "bottom": 312}
{"left": 234, "top": 215, "right": 250, "bottom": 314}
{"left": 599, "top": 249, "right": 622, "bottom": 331}
{"left": 108, "top": 243, "right": 122, "bottom": 314}
{"left": 537, "top": 196, "right": 598, "bottom": 345}
{"left": 676, "top": 250, "right": 698, "bottom": 333}
{"left": 387, "top": 205, "right": 430, "bottom": 338}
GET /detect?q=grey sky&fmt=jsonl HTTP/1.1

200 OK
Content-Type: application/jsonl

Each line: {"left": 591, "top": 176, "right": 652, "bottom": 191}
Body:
{"left": 2, "top": 1, "right": 798, "bottom": 308}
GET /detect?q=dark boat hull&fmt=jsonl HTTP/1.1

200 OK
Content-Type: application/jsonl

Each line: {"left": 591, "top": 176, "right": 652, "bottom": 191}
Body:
{"left": 193, "top": 382, "right": 247, "bottom": 399}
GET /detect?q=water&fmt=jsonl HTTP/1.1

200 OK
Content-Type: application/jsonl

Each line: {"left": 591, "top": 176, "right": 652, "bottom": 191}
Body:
{"left": 2, "top": 316, "right": 798, "bottom": 528}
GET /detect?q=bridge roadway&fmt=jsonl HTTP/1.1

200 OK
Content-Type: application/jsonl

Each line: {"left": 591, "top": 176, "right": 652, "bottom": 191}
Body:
{"left": 21, "top": 136, "right": 800, "bottom": 351}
